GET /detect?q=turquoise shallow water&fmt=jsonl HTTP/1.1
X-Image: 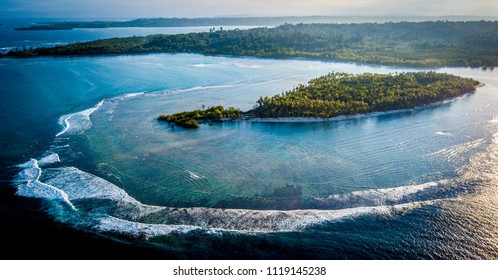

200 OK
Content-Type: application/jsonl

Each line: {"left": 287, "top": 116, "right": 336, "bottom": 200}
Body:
{"left": 73, "top": 60, "right": 496, "bottom": 211}
{"left": 2, "top": 45, "right": 498, "bottom": 257}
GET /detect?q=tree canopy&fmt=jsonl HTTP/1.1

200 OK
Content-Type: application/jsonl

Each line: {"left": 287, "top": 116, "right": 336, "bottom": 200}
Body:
{"left": 158, "top": 106, "right": 242, "bottom": 128}
{"left": 7, "top": 21, "right": 498, "bottom": 67}
{"left": 251, "top": 72, "right": 480, "bottom": 118}
{"left": 159, "top": 72, "right": 479, "bottom": 128}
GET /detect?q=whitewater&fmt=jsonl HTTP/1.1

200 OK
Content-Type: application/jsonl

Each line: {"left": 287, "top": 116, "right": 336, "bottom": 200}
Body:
{"left": 3, "top": 52, "right": 498, "bottom": 258}
{"left": 13, "top": 69, "right": 498, "bottom": 241}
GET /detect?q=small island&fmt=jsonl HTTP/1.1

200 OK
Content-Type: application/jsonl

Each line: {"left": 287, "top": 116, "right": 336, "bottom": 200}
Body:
{"left": 158, "top": 105, "right": 243, "bottom": 128}
{"left": 159, "top": 72, "right": 480, "bottom": 128}
{"left": 251, "top": 72, "right": 479, "bottom": 118}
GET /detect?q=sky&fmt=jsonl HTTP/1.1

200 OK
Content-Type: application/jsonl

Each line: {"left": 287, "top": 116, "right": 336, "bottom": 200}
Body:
{"left": 1, "top": 0, "right": 497, "bottom": 19}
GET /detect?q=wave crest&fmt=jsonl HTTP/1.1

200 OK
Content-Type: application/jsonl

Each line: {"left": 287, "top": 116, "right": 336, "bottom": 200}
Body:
{"left": 56, "top": 100, "right": 105, "bottom": 137}
{"left": 14, "top": 155, "right": 442, "bottom": 239}
{"left": 14, "top": 158, "right": 75, "bottom": 209}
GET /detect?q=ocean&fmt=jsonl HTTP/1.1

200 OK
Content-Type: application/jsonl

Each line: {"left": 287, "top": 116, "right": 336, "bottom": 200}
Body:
{"left": 1, "top": 19, "right": 498, "bottom": 259}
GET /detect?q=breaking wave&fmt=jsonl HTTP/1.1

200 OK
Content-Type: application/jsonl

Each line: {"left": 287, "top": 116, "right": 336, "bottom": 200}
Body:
{"left": 13, "top": 151, "right": 454, "bottom": 239}
{"left": 435, "top": 131, "right": 453, "bottom": 137}
{"left": 14, "top": 156, "right": 74, "bottom": 209}
{"left": 231, "top": 62, "right": 262, "bottom": 68}
{"left": 428, "top": 138, "right": 486, "bottom": 162}
{"left": 313, "top": 182, "right": 441, "bottom": 209}
{"left": 56, "top": 100, "right": 105, "bottom": 137}
{"left": 12, "top": 84, "right": 498, "bottom": 241}
{"left": 13, "top": 135, "right": 496, "bottom": 240}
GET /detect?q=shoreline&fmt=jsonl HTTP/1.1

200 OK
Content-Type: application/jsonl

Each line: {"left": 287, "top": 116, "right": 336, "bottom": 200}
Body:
{"left": 3, "top": 45, "right": 496, "bottom": 70}
{"left": 245, "top": 90, "right": 481, "bottom": 123}
{"left": 6, "top": 21, "right": 498, "bottom": 69}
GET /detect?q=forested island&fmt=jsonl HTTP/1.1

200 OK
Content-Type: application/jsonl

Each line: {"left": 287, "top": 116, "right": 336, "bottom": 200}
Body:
{"left": 158, "top": 106, "right": 243, "bottom": 128}
{"left": 6, "top": 21, "right": 498, "bottom": 67}
{"left": 159, "top": 72, "right": 479, "bottom": 128}
{"left": 251, "top": 72, "right": 479, "bottom": 118}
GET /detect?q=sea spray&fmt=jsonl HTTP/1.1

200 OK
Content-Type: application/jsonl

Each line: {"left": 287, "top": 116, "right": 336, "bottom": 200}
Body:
{"left": 56, "top": 100, "right": 105, "bottom": 137}
{"left": 10, "top": 65, "right": 498, "bottom": 245}
{"left": 14, "top": 158, "right": 75, "bottom": 210}
{"left": 14, "top": 158, "right": 445, "bottom": 237}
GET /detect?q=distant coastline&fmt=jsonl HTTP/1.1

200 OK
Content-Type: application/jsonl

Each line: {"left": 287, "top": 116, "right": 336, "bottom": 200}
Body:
{"left": 6, "top": 21, "right": 498, "bottom": 68}
{"left": 14, "top": 15, "right": 498, "bottom": 30}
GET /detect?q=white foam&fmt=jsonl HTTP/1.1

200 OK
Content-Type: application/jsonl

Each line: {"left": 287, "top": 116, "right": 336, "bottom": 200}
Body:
{"left": 15, "top": 157, "right": 442, "bottom": 233}
{"left": 488, "top": 116, "right": 498, "bottom": 123}
{"left": 94, "top": 200, "right": 435, "bottom": 235}
{"left": 169, "top": 84, "right": 236, "bottom": 94}
{"left": 17, "top": 154, "right": 453, "bottom": 237}
{"left": 144, "top": 83, "right": 239, "bottom": 98}
{"left": 55, "top": 115, "right": 71, "bottom": 137}
{"left": 192, "top": 63, "right": 208, "bottom": 68}
{"left": 121, "top": 92, "right": 145, "bottom": 99}
{"left": 101, "top": 92, "right": 145, "bottom": 121}
{"left": 22, "top": 81, "right": 473, "bottom": 236}
{"left": 316, "top": 182, "right": 438, "bottom": 207}
{"left": 41, "top": 167, "right": 137, "bottom": 203}
{"left": 37, "top": 153, "right": 60, "bottom": 167}
{"left": 249, "top": 201, "right": 429, "bottom": 231}
{"left": 14, "top": 159, "right": 75, "bottom": 209}
{"left": 186, "top": 170, "right": 204, "bottom": 180}
{"left": 435, "top": 131, "right": 453, "bottom": 137}
{"left": 429, "top": 138, "right": 485, "bottom": 161}
{"left": 45, "top": 42, "right": 64, "bottom": 46}
{"left": 455, "top": 132, "right": 498, "bottom": 183}
{"left": 56, "top": 100, "right": 105, "bottom": 137}
{"left": 232, "top": 63, "right": 262, "bottom": 68}
{"left": 94, "top": 216, "right": 203, "bottom": 239}
{"left": 100, "top": 188, "right": 432, "bottom": 237}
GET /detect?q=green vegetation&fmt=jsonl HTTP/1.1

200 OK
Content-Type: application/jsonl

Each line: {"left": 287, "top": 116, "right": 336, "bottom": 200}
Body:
{"left": 15, "top": 17, "right": 318, "bottom": 30}
{"left": 6, "top": 21, "right": 498, "bottom": 67}
{"left": 158, "top": 106, "right": 243, "bottom": 128}
{"left": 251, "top": 72, "right": 480, "bottom": 118}
{"left": 16, "top": 16, "right": 490, "bottom": 30}
{"left": 160, "top": 72, "right": 479, "bottom": 127}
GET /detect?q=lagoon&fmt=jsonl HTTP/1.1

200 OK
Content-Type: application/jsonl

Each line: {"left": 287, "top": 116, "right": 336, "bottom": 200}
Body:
{"left": 3, "top": 51, "right": 498, "bottom": 258}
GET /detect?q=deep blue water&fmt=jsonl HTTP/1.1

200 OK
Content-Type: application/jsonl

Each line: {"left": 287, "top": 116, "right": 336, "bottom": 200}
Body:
{"left": 1, "top": 19, "right": 498, "bottom": 259}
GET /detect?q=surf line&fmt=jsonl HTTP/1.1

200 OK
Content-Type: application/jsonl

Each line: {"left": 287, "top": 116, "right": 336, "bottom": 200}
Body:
{"left": 16, "top": 158, "right": 76, "bottom": 210}
{"left": 55, "top": 115, "right": 72, "bottom": 137}
{"left": 55, "top": 99, "right": 105, "bottom": 137}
